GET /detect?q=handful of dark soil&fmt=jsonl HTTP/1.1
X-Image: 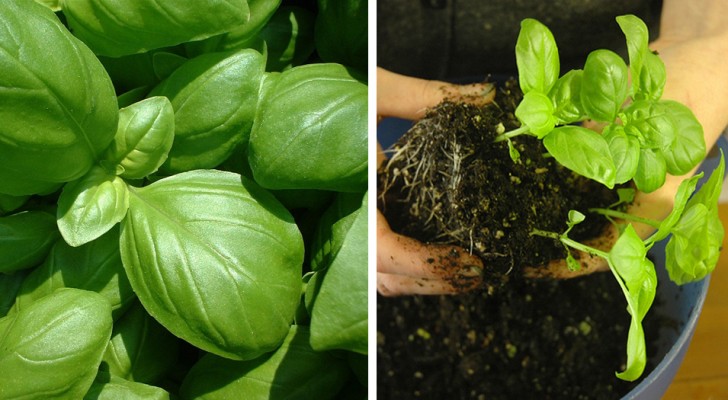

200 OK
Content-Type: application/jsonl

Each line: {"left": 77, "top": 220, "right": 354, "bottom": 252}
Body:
{"left": 377, "top": 80, "right": 618, "bottom": 288}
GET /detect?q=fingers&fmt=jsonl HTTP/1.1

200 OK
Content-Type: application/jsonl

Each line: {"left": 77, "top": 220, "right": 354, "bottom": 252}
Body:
{"left": 377, "top": 211, "right": 483, "bottom": 296}
{"left": 523, "top": 224, "right": 617, "bottom": 279}
{"left": 377, "top": 67, "right": 495, "bottom": 120}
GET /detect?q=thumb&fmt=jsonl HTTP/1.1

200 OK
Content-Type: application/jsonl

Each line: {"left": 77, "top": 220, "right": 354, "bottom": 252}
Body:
{"left": 377, "top": 67, "right": 495, "bottom": 120}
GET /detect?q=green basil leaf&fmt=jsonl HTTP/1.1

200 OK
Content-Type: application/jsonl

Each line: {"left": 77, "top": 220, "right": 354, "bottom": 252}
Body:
{"left": 633, "top": 148, "right": 667, "bottom": 193}
{"left": 249, "top": 63, "right": 368, "bottom": 192}
{"left": 120, "top": 170, "right": 304, "bottom": 360}
{"left": 581, "top": 49, "right": 629, "bottom": 122}
{"left": 61, "top": 0, "right": 250, "bottom": 57}
{"left": 104, "top": 97, "right": 176, "bottom": 180}
{"left": 604, "top": 124, "right": 640, "bottom": 184}
{"left": 659, "top": 100, "right": 706, "bottom": 175}
{"left": 0, "top": 0, "right": 118, "bottom": 196}
{"left": 13, "top": 226, "right": 134, "bottom": 321}
{"left": 514, "top": 91, "right": 557, "bottom": 138}
{"left": 650, "top": 173, "right": 702, "bottom": 244}
{"left": 543, "top": 126, "right": 616, "bottom": 188}
{"left": 151, "top": 52, "right": 189, "bottom": 81}
{"left": 307, "top": 194, "right": 368, "bottom": 354}
{"left": 84, "top": 371, "right": 170, "bottom": 400}
{"left": 150, "top": 50, "right": 266, "bottom": 174}
{"left": 35, "top": 0, "right": 60, "bottom": 11}
{"left": 102, "top": 302, "right": 180, "bottom": 384}
{"left": 623, "top": 100, "right": 677, "bottom": 150}
{"left": 184, "top": 0, "right": 282, "bottom": 57}
{"left": 515, "top": 18, "right": 560, "bottom": 94}
{"left": 0, "top": 288, "right": 112, "bottom": 398}
{"left": 260, "top": 6, "right": 317, "bottom": 72}
{"left": 689, "top": 151, "right": 725, "bottom": 209}
{"left": 634, "top": 51, "right": 666, "bottom": 101}
{"left": 179, "top": 325, "right": 350, "bottom": 400}
{"left": 608, "top": 225, "right": 657, "bottom": 381}
{"left": 0, "top": 271, "right": 27, "bottom": 318}
{"left": 548, "top": 69, "right": 585, "bottom": 124}
{"left": 665, "top": 204, "right": 723, "bottom": 284}
{"left": 0, "top": 211, "right": 59, "bottom": 274}
{"left": 57, "top": 167, "right": 130, "bottom": 247}
{"left": 310, "top": 192, "right": 366, "bottom": 271}
{"left": 616, "top": 14, "right": 649, "bottom": 92}
{"left": 315, "top": 0, "right": 368, "bottom": 71}
{"left": 0, "top": 193, "right": 29, "bottom": 216}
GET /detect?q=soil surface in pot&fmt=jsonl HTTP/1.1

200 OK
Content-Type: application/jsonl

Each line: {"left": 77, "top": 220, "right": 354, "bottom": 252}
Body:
{"left": 376, "top": 81, "right": 663, "bottom": 399}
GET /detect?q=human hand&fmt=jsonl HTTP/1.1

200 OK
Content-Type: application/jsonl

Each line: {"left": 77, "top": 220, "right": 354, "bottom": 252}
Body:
{"left": 376, "top": 67, "right": 495, "bottom": 296}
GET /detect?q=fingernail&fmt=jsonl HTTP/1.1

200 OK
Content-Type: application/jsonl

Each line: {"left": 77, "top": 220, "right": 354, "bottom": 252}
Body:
{"left": 458, "top": 265, "right": 483, "bottom": 278}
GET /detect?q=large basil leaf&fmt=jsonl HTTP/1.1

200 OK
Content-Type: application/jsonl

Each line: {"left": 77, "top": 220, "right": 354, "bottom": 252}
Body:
{"left": 184, "top": 0, "right": 283, "bottom": 57}
{"left": 542, "top": 126, "right": 616, "bottom": 188}
{"left": 581, "top": 49, "right": 629, "bottom": 122}
{"left": 0, "top": 0, "right": 118, "bottom": 196}
{"left": 306, "top": 194, "right": 368, "bottom": 354}
{"left": 515, "top": 18, "right": 560, "bottom": 94}
{"left": 315, "top": 0, "right": 367, "bottom": 71}
{"left": 85, "top": 371, "right": 170, "bottom": 400}
{"left": 61, "top": 0, "right": 250, "bottom": 57}
{"left": 249, "top": 63, "right": 367, "bottom": 192}
{"left": 0, "top": 288, "right": 113, "bottom": 398}
{"left": 150, "top": 50, "right": 266, "bottom": 173}
{"left": 0, "top": 211, "right": 59, "bottom": 274}
{"left": 120, "top": 170, "right": 304, "bottom": 360}
{"left": 57, "top": 167, "right": 130, "bottom": 247}
{"left": 104, "top": 96, "right": 176, "bottom": 180}
{"left": 179, "top": 325, "right": 350, "bottom": 400}
{"left": 659, "top": 100, "right": 706, "bottom": 175}
{"left": 13, "top": 226, "right": 134, "bottom": 320}
{"left": 102, "top": 302, "right": 180, "bottom": 384}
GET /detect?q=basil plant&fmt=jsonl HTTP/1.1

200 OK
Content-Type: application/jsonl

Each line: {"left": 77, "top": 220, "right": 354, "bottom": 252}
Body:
{"left": 0, "top": 0, "right": 368, "bottom": 398}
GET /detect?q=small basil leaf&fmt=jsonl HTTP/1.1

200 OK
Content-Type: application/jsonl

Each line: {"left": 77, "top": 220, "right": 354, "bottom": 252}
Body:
{"left": 61, "top": 0, "right": 250, "bottom": 57}
{"left": 616, "top": 14, "right": 649, "bottom": 92}
{"left": 102, "top": 302, "right": 180, "bottom": 384}
{"left": 604, "top": 124, "right": 640, "bottom": 184}
{"left": 665, "top": 204, "right": 722, "bottom": 284}
{"left": 515, "top": 18, "right": 560, "bottom": 94}
{"left": 0, "top": 288, "right": 113, "bottom": 398}
{"left": 120, "top": 170, "right": 304, "bottom": 360}
{"left": 633, "top": 148, "right": 667, "bottom": 193}
{"left": 660, "top": 100, "right": 706, "bottom": 175}
{"left": 0, "top": 0, "right": 118, "bottom": 196}
{"left": 249, "top": 63, "right": 368, "bottom": 192}
{"left": 151, "top": 50, "right": 266, "bottom": 174}
{"left": 307, "top": 194, "right": 368, "bottom": 354}
{"left": 634, "top": 51, "right": 666, "bottom": 101}
{"left": 57, "top": 167, "right": 130, "bottom": 247}
{"left": 84, "top": 371, "right": 170, "bottom": 400}
{"left": 13, "top": 226, "right": 134, "bottom": 321}
{"left": 514, "top": 91, "right": 557, "bottom": 138}
{"left": 543, "top": 126, "right": 616, "bottom": 188}
{"left": 179, "top": 325, "right": 351, "bottom": 400}
{"left": 104, "top": 96, "right": 175, "bottom": 180}
{"left": 608, "top": 225, "right": 657, "bottom": 381}
{"left": 0, "top": 211, "right": 59, "bottom": 274}
{"left": 151, "top": 52, "right": 188, "bottom": 81}
{"left": 650, "top": 174, "right": 702, "bottom": 244}
{"left": 507, "top": 138, "right": 522, "bottom": 163}
{"left": 548, "top": 69, "right": 585, "bottom": 124}
{"left": 581, "top": 49, "right": 629, "bottom": 122}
